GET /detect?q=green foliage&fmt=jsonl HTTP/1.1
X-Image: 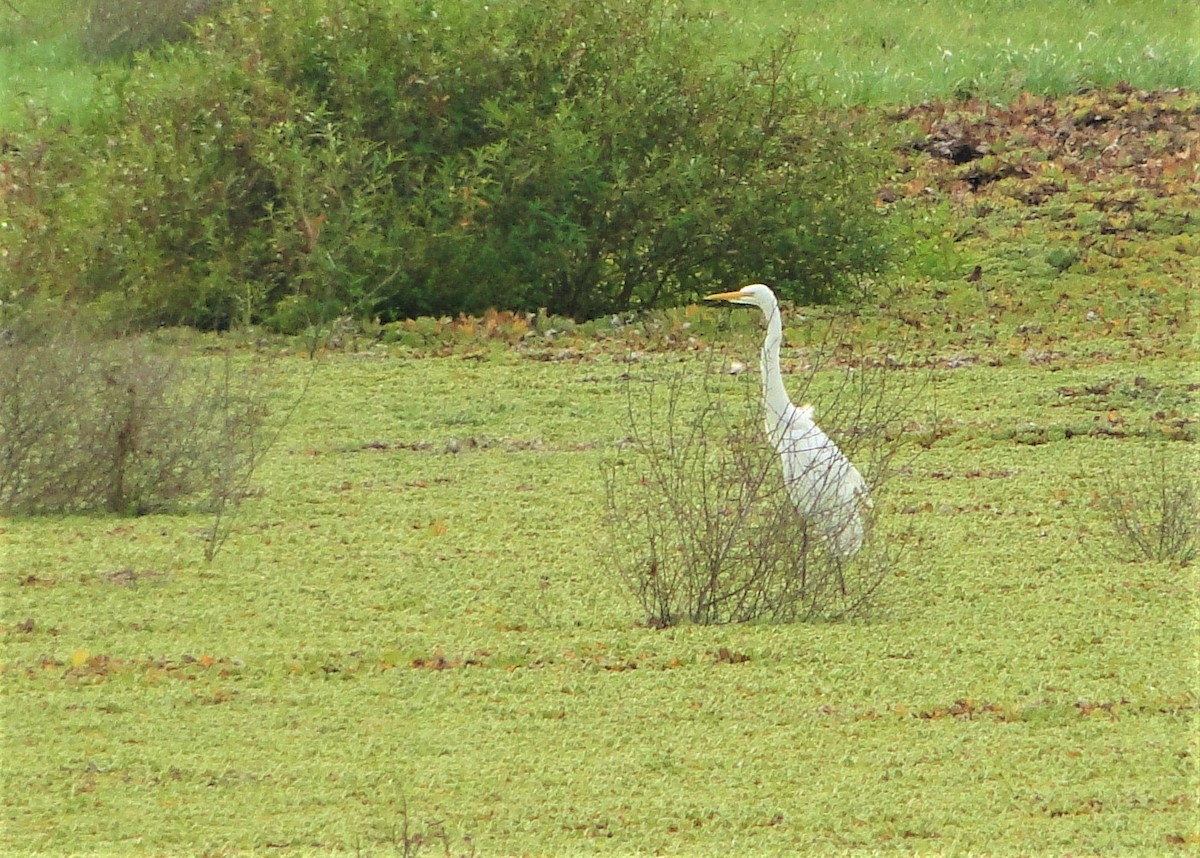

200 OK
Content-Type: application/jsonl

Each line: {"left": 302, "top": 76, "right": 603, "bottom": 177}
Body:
{"left": 5, "top": 0, "right": 1197, "bottom": 131}
{"left": 1, "top": 0, "right": 890, "bottom": 330}
{"left": 81, "top": 0, "right": 227, "bottom": 60}
{"left": 1045, "top": 245, "right": 1079, "bottom": 273}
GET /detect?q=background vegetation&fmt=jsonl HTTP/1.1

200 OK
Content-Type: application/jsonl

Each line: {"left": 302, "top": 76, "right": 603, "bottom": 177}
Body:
{"left": 4, "top": 0, "right": 1196, "bottom": 124}
{"left": 1, "top": 0, "right": 890, "bottom": 330}
{"left": 3, "top": 0, "right": 1195, "bottom": 330}
{"left": 709, "top": 0, "right": 1198, "bottom": 104}
{"left": 0, "top": 0, "right": 1197, "bottom": 855}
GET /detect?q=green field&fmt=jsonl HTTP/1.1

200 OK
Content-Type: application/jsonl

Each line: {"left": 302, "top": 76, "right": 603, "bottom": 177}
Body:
{"left": 1, "top": 0, "right": 1197, "bottom": 128}
{"left": 3, "top": 349, "right": 1196, "bottom": 854}
{"left": 2, "top": 2, "right": 1199, "bottom": 855}
{"left": 713, "top": 0, "right": 1199, "bottom": 104}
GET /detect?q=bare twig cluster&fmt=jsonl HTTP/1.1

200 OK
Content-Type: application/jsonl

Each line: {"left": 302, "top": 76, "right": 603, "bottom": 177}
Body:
{"left": 0, "top": 323, "right": 276, "bottom": 560}
{"left": 1096, "top": 448, "right": 1197, "bottom": 565}
{"left": 603, "top": 333, "right": 914, "bottom": 626}
{"left": 359, "top": 794, "right": 476, "bottom": 858}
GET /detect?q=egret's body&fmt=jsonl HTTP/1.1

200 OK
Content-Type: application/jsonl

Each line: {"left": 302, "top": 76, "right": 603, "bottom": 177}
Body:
{"left": 706, "top": 284, "right": 870, "bottom": 557}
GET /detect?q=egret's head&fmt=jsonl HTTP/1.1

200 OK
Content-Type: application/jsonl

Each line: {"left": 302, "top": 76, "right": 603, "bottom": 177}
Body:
{"left": 704, "top": 283, "right": 777, "bottom": 311}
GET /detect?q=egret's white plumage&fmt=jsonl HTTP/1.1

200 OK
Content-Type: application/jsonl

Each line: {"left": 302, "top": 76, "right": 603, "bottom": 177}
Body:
{"left": 706, "top": 283, "right": 871, "bottom": 557}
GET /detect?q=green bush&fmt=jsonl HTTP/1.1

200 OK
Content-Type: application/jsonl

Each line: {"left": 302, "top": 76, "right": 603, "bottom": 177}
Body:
{"left": 82, "top": 0, "right": 227, "bottom": 60}
{"left": 1, "top": 0, "right": 892, "bottom": 330}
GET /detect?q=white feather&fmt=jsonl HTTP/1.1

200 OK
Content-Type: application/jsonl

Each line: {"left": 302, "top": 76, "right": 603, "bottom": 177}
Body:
{"left": 707, "top": 283, "right": 870, "bottom": 557}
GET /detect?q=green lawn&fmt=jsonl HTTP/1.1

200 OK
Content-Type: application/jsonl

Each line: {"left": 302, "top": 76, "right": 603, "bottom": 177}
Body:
{"left": 3, "top": 339, "right": 1197, "bottom": 854}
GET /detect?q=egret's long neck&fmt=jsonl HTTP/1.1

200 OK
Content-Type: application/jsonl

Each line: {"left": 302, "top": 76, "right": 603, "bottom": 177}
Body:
{"left": 760, "top": 300, "right": 791, "bottom": 424}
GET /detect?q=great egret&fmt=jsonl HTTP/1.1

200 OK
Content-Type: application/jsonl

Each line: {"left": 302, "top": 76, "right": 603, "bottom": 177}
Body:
{"left": 705, "top": 284, "right": 871, "bottom": 557}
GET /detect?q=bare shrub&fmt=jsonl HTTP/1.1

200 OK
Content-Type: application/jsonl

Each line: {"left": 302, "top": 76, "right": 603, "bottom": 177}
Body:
{"left": 355, "top": 792, "right": 477, "bottom": 858}
{"left": 1096, "top": 448, "right": 1197, "bottom": 565}
{"left": 363, "top": 795, "right": 477, "bottom": 858}
{"left": 0, "top": 325, "right": 274, "bottom": 555}
{"left": 603, "top": 340, "right": 913, "bottom": 626}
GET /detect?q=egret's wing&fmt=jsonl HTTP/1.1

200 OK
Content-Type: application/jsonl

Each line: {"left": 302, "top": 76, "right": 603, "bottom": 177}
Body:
{"left": 772, "top": 404, "right": 870, "bottom": 557}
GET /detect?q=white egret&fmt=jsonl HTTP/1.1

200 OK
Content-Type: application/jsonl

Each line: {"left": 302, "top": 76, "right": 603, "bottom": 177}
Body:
{"left": 706, "top": 284, "right": 871, "bottom": 557}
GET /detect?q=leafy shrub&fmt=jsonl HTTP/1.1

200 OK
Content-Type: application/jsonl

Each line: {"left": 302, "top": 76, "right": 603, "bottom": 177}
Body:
{"left": 82, "top": 0, "right": 226, "bottom": 59}
{"left": 1, "top": 0, "right": 892, "bottom": 330}
{"left": 0, "top": 321, "right": 271, "bottom": 526}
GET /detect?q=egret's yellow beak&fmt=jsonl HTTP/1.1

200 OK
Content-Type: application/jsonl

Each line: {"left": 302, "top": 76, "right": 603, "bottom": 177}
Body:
{"left": 705, "top": 290, "right": 748, "bottom": 302}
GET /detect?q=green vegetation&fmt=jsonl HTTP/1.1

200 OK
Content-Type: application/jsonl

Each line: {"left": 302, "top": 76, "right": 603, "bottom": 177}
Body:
{"left": 1, "top": 1, "right": 1198, "bottom": 854}
{"left": 2, "top": 338, "right": 1196, "bottom": 855}
{"left": 711, "top": 0, "right": 1199, "bottom": 104}
{"left": 3, "top": 0, "right": 1197, "bottom": 126}
{"left": 0, "top": 2, "right": 89, "bottom": 127}
{"left": 4, "top": 86, "right": 1199, "bottom": 852}
{"left": 4, "top": 0, "right": 1197, "bottom": 326}
{"left": 2, "top": 0, "right": 889, "bottom": 329}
